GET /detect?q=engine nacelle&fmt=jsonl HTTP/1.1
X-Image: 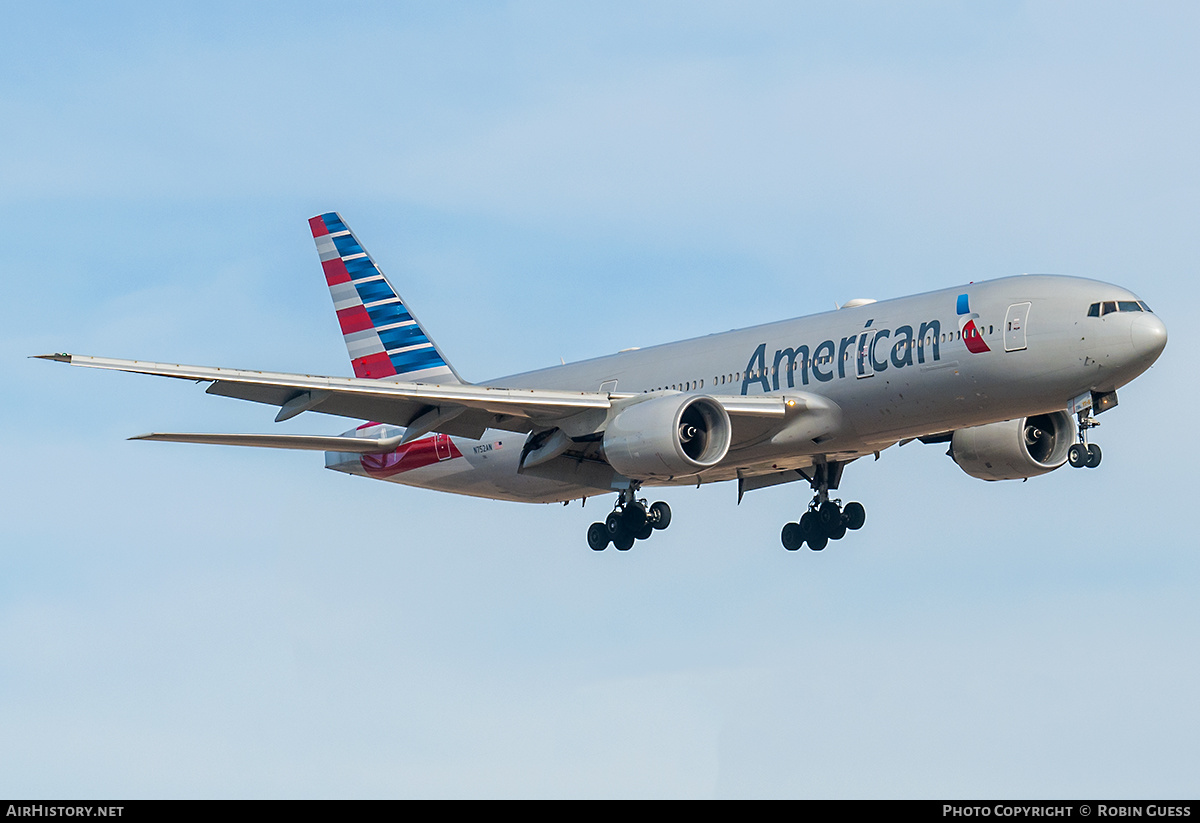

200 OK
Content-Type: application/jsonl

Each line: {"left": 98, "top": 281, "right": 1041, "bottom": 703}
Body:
{"left": 602, "top": 394, "right": 732, "bottom": 479}
{"left": 950, "top": 411, "right": 1076, "bottom": 481}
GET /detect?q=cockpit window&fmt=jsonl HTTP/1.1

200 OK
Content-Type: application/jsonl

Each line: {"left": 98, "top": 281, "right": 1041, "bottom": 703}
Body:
{"left": 1089, "top": 299, "right": 1153, "bottom": 317}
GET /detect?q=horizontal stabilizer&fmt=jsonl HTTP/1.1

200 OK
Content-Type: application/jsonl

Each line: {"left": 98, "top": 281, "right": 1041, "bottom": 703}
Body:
{"left": 130, "top": 432, "right": 403, "bottom": 453}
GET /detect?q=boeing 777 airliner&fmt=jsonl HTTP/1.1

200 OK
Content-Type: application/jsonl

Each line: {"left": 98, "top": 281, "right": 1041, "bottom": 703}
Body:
{"left": 39, "top": 212, "right": 1168, "bottom": 552}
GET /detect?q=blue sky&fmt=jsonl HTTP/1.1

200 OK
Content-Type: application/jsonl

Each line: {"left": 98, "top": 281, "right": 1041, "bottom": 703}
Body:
{"left": 2, "top": 1, "right": 1197, "bottom": 798}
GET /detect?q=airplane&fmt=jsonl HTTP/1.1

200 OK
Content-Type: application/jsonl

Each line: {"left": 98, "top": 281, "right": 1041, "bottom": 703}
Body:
{"left": 38, "top": 212, "right": 1168, "bottom": 552}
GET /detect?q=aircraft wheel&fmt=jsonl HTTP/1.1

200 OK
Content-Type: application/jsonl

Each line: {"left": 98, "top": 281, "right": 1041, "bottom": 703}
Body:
{"left": 1086, "top": 443, "right": 1102, "bottom": 468}
{"left": 1068, "top": 443, "right": 1087, "bottom": 468}
{"left": 636, "top": 524, "right": 654, "bottom": 541}
{"left": 587, "top": 522, "right": 610, "bottom": 551}
{"left": 818, "top": 501, "right": 841, "bottom": 529}
{"left": 606, "top": 511, "right": 625, "bottom": 537}
{"left": 828, "top": 520, "right": 847, "bottom": 541}
{"left": 781, "top": 522, "right": 803, "bottom": 551}
{"left": 807, "top": 531, "right": 828, "bottom": 552}
{"left": 650, "top": 501, "right": 672, "bottom": 530}
{"left": 622, "top": 501, "right": 648, "bottom": 532}
{"left": 843, "top": 502, "right": 866, "bottom": 531}
{"left": 798, "top": 511, "right": 818, "bottom": 543}
{"left": 613, "top": 532, "right": 635, "bottom": 551}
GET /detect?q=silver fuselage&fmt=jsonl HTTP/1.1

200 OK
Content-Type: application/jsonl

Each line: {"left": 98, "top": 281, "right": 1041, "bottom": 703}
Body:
{"left": 326, "top": 275, "right": 1167, "bottom": 502}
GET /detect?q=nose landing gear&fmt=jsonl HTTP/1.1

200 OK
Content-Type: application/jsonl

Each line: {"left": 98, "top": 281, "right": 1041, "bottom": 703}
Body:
{"left": 587, "top": 484, "right": 671, "bottom": 551}
{"left": 780, "top": 461, "right": 867, "bottom": 552}
{"left": 1068, "top": 406, "right": 1102, "bottom": 469}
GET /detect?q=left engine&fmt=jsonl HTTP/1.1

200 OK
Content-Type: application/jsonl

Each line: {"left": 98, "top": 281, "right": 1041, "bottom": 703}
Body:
{"left": 602, "top": 394, "right": 732, "bottom": 479}
{"left": 950, "top": 411, "right": 1075, "bottom": 481}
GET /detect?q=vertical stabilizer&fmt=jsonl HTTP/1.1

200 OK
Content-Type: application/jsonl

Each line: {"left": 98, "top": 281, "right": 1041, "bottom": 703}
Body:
{"left": 309, "top": 212, "right": 464, "bottom": 384}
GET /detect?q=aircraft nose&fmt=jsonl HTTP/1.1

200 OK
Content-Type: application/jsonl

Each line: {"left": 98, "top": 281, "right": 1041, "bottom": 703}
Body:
{"left": 1130, "top": 313, "right": 1167, "bottom": 365}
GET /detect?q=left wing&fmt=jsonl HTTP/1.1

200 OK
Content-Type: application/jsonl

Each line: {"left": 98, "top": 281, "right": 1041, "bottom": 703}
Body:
{"left": 36, "top": 353, "right": 790, "bottom": 442}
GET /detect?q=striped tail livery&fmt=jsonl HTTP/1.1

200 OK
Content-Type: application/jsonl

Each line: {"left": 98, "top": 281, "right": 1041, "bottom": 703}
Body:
{"left": 309, "top": 212, "right": 463, "bottom": 384}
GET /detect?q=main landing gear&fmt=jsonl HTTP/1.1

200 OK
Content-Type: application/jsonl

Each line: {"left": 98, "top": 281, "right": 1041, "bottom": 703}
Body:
{"left": 780, "top": 462, "right": 867, "bottom": 552}
{"left": 1068, "top": 407, "right": 1103, "bottom": 469}
{"left": 587, "top": 485, "right": 671, "bottom": 551}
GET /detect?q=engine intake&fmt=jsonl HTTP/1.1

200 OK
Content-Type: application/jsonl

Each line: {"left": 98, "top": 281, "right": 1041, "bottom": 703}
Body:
{"left": 602, "top": 394, "right": 732, "bottom": 479}
{"left": 950, "top": 411, "right": 1075, "bottom": 481}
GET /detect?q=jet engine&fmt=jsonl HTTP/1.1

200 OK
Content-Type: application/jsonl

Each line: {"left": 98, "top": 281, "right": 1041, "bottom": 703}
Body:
{"left": 602, "top": 394, "right": 732, "bottom": 479}
{"left": 950, "top": 411, "right": 1075, "bottom": 481}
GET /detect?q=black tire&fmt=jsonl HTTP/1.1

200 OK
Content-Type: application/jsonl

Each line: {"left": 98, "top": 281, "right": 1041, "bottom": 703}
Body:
{"left": 799, "top": 511, "right": 819, "bottom": 542}
{"left": 614, "top": 532, "right": 635, "bottom": 551}
{"left": 818, "top": 501, "right": 841, "bottom": 528}
{"left": 621, "top": 501, "right": 648, "bottom": 533}
{"left": 807, "top": 531, "right": 828, "bottom": 552}
{"left": 587, "top": 522, "right": 610, "bottom": 551}
{"left": 606, "top": 511, "right": 625, "bottom": 537}
{"left": 828, "top": 520, "right": 847, "bottom": 541}
{"left": 649, "top": 501, "right": 672, "bottom": 530}
{"left": 1086, "top": 443, "right": 1102, "bottom": 468}
{"left": 781, "top": 522, "right": 803, "bottom": 551}
{"left": 843, "top": 502, "right": 866, "bottom": 531}
{"left": 1068, "top": 443, "right": 1087, "bottom": 468}
{"left": 636, "top": 524, "right": 654, "bottom": 541}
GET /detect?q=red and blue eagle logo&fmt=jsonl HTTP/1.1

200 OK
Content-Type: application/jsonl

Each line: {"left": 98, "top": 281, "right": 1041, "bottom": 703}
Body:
{"left": 957, "top": 293, "right": 991, "bottom": 354}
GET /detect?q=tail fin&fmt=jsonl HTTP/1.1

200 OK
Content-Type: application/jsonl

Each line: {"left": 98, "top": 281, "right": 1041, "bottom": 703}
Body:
{"left": 309, "top": 212, "right": 464, "bottom": 384}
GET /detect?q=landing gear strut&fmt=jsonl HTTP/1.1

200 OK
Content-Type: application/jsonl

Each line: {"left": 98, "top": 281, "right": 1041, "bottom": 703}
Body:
{"left": 1068, "top": 406, "right": 1103, "bottom": 469}
{"left": 780, "top": 461, "right": 867, "bottom": 552}
{"left": 587, "top": 484, "right": 671, "bottom": 551}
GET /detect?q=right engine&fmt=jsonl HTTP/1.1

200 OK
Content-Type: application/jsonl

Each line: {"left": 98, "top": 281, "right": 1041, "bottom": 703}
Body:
{"left": 950, "top": 411, "right": 1075, "bottom": 481}
{"left": 602, "top": 394, "right": 732, "bottom": 479}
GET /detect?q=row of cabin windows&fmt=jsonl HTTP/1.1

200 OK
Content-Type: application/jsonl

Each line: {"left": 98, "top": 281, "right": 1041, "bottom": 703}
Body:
{"left": 641, "top": 324, "right": 1000, "bottom": 392}
{"left": 1087, "top": 300, "right": 1153, "bottom": 317}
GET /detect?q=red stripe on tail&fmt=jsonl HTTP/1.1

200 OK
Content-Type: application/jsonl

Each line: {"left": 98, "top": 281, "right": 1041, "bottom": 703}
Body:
{"left": 336, "top": 305, "right": 374, "bottom": 335}
{"left": 322, "top": 257, "right": 351, "bottom": 286}
{"left": 351, "top": 352, "right": 397, "bottom": 379}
